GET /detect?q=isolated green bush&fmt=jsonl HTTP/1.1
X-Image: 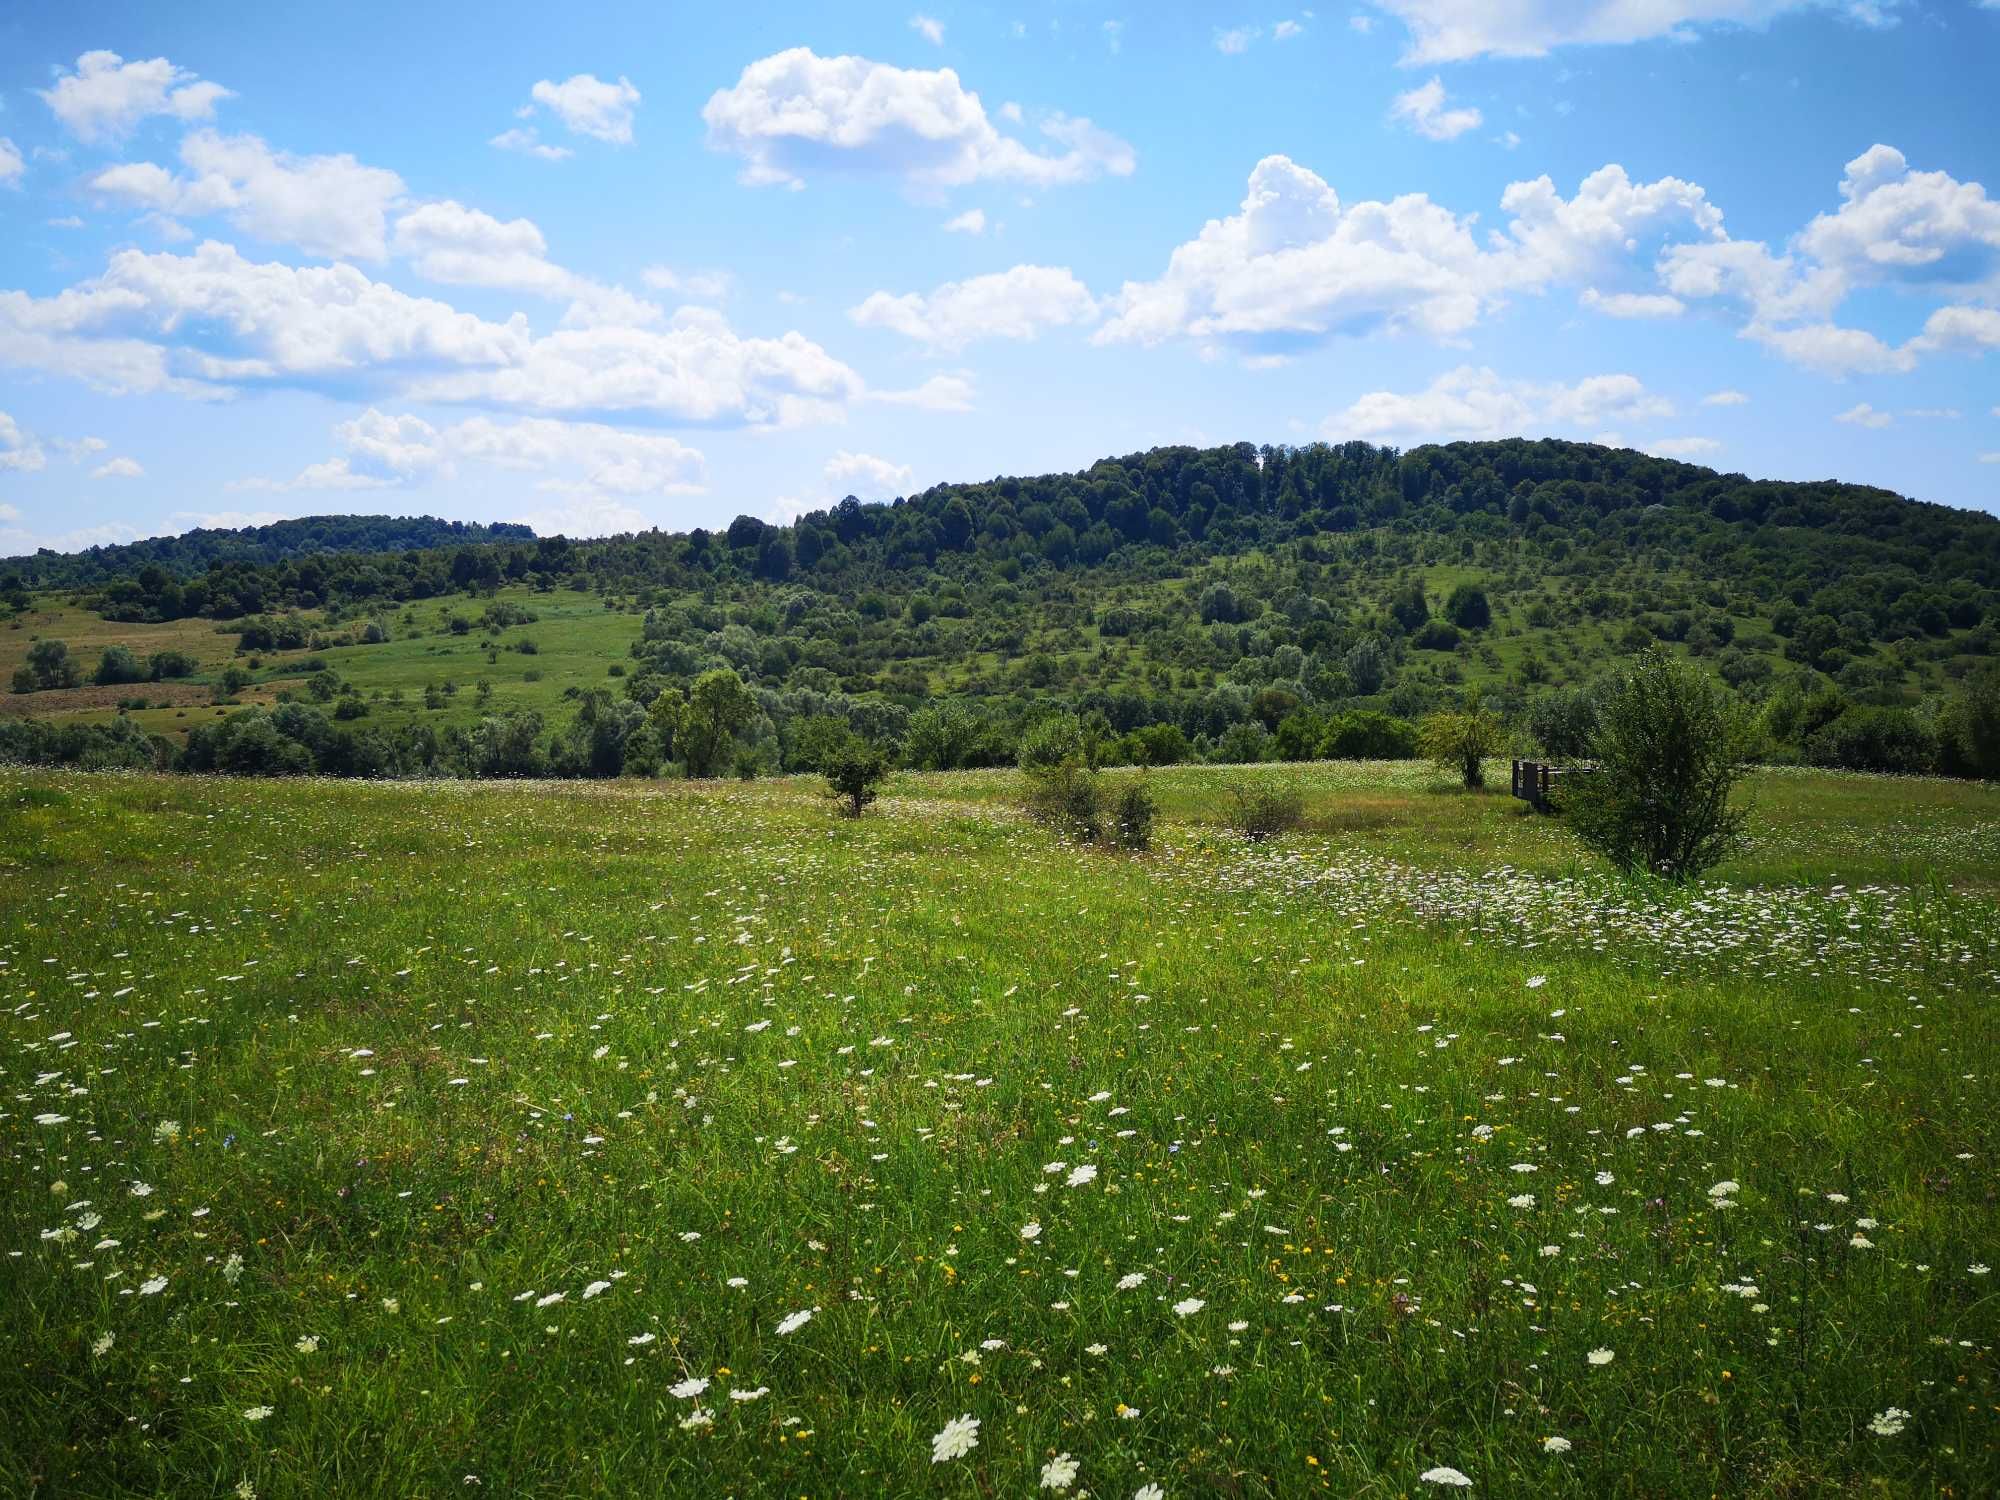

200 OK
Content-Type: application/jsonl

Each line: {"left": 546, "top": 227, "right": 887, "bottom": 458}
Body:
{"left": 1560, "top": 648, "right": 1751, "bottom": 881}
{"left": 1110, "top": 777, "right": 1157, "bottom": 851}
{"left": 1228, "top": 781, "right": 1305, "bottom": 840}
{"left": 94, "top": 644, "right": 146, "bottom": 686}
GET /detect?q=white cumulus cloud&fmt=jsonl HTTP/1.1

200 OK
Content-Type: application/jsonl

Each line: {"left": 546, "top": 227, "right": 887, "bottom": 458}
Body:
{"left": 702, "top": 48, "right": 1134, "bottom": 191}
{"left": 851, "top": 265, "right": 1098, "bottom": 349}
{"left": 38, "top": 50, "right": 233, "bottom": 144}
{"left": 90, "top": 456, "right": 145, "bottom": 479}
{"left": 1326, "top": 366, "right": 1675, "bottom": 441}
{"left": 867, "top": 372, "right": 978, "bottom": 411}
{"left": 488, "top": 127, "right": 572, "bottom": 161}
{"left": 528, "top": 74, "right": 642, "bottom": 144}
{"left": 0, "top": 242, "right": 861, "bottom": 429}
{"left": 1580, "top": 288, "right": 1685, "bottom": 318}
{"left": 1663, "top": 144, "right": 1998, "bottom": 375}
{"left": 1372, "top": 1, "right": 1902, "bottom": 65}
{"left": 1389, "top": 77, "right": 1482, "bottom": 141}
{"left": 825, "top": 449, "right": 914, "bottom": 493}
{"left": 240, "top": 408, "right": 706, "bottom": 506}
{"left": 1095, "top": 153, "right": 1720, "bottom": 354}
{"left": 1643, "top": 436, "right": 1722, "bottom": 459}
{"left": 88, "top": 130, "right": 406, "bottom": 261}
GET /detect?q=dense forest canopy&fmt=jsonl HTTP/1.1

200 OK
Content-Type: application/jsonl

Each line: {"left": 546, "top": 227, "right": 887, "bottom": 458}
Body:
{"left": 8, "top": 437, "right": 1998, "bottom": 618}
{"left": 7, "top": 514, "right": 535, "bottom": 589}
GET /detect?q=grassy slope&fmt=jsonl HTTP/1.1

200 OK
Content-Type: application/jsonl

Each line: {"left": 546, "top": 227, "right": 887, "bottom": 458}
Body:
{"left": 2, "top": 766, "right": 1996, "bottom": 1498}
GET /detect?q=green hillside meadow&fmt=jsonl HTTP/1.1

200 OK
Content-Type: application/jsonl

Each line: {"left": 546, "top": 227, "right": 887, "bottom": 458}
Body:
{"left": 3, "top": 762, "right": 1997, "bottom": 1497}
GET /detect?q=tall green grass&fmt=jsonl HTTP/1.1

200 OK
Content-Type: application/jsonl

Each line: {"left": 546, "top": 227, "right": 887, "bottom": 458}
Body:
{"left": 1, "top": 766, "right": 1995, "bottom": 1497}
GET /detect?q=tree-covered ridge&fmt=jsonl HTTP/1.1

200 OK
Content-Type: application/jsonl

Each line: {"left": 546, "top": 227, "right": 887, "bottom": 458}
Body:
{"left": 13, "top": 439, "right": 1998, "bottom": 616}
{"left": 4, "top": 437, "right": 1998, "bottom": 785}
{"left": 6, "top": 514, "right": 535, "bottom": 588}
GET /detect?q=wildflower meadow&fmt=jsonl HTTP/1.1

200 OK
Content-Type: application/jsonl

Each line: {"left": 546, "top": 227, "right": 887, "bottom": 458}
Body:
{"left": 2, "top": 764, "right": 1995, "bottom": 1496}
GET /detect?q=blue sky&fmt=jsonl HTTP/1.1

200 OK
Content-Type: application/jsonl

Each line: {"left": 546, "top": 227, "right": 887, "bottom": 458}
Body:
{"left": 1, "top": 1, "right": 1996, "bottom": 553}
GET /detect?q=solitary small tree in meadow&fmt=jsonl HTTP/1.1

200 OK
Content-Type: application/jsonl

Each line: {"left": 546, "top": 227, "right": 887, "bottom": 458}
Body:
{"left": 1419, "top": 700, "right": 1505, "bottom": 788}
{"left": 1560, "top": 648, "right": 1751, "bottom": 881}
{"left": 823, "top": 735, "right": 889, "bottom": 818}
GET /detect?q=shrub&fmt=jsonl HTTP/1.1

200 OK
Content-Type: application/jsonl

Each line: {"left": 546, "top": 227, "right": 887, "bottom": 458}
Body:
{"left": 1110, "top": 777, "right": 1157, "bottom": 851}
{"left": 1228, "top": 781, "right": 1305, "bottom": 840}
{"left": 788, "top": 714, "right": 856, "bottom": 774}
{"left": 1343, "top": 637, "right": 1388, "bottom": 695}
{"left": 1126, "top": 721, "right": 1191, "bottom": 767}
{"left": 148, "top": 649, "right": 198, "bottom": 680}
{"left": 1213, "top": 721, "right": 1270, "bottom": 765}
{"left": 1388, "top": 584, "right": 1429, "bottom": 633}
{"left": 1412, "top": 619, "right": 1461, "bottom": 651}
{"left": 1937, "top": 667, "right": 2000, "bottom": 780}
{"left": 1198, "top": 582, "right": 1244, "bottom": 625}
{"left": 1020, "top": 718, "right": 1104, "bottom": 842}
{"left": 1445, "top": 583, "right": 1492, "bottom": 630}
{"left": 1022, "top": 758, "right": 1103, "bottom": 842}
{"left": 1805, "top": 707, "right": 1939, "bottom": 775}
{"left": 904, "top": 702, "right": 980, "bottom": 771}
{"left": 1560, "top": 648, "right": 1751, "bottom": 881}
{"left": 94, "top": 644, "right": 146, "bottom": 686}
{"left": 1419, "top": 702, "right": 1505, "bottom": 788}
{"left": 823, "top": 736, "right": 889, "bottom": 818}
{"left": 675, "top": 668, "right": 759, "bottom": 778}
{"left": 1322, "top": 710, "right": 1419, "bottom": 760}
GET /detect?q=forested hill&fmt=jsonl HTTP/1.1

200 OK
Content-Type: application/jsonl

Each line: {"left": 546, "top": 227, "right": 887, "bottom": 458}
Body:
{"left": 13, "top": 436, "right": 1997, "bottom": 625}
{"left": 8, "top": 514, "right": 536, "bottom": 586}
{"left": 6, "top": 436, "right": 2000, "bottom": 783}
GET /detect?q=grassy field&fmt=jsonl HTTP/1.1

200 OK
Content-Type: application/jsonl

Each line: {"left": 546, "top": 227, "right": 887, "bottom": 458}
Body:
{"left": 2, "top": 764, "right": 1996, "bottom": 1497}
{"left": 1, "top": 589, "right": 644, "bottom": 744}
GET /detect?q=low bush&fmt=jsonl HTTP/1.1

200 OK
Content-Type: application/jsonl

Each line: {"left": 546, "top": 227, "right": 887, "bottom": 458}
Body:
{"left": 1228, "top": 781, "right": 1305, "bottom": 840}
{"left": 1110, "top": 777, "right": 1157, "bottom": 851}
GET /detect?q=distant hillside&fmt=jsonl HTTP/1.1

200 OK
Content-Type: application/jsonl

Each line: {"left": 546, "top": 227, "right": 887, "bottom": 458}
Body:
{"left": 4, "top": 438, "right": 1997, "bottom": 783}
{"left": 6, "top": 514, "right": 536, "bottom": 587}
